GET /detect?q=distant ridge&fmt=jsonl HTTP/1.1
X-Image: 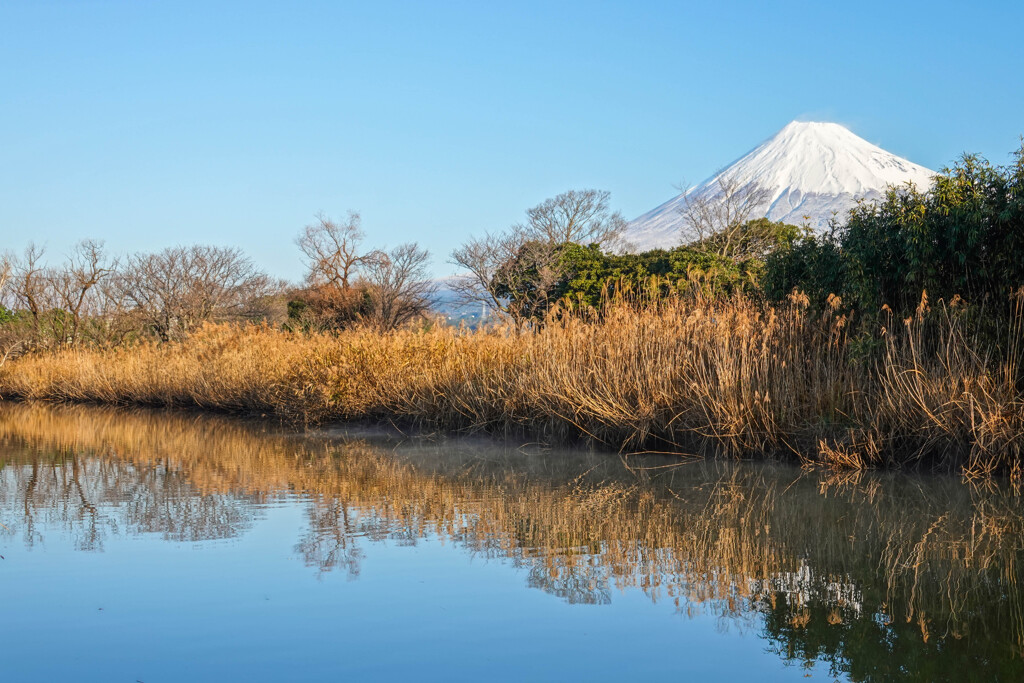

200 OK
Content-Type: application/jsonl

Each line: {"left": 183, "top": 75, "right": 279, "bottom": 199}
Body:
{"left": 625, "top": 121, "right": 936, "bottom": 251}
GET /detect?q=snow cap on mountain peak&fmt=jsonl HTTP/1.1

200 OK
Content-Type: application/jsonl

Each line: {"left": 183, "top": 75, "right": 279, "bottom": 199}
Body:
{"left": 625, "top": 120, "right": 936, "bottom": 251}
{"left": 724, "top": 120, "right": 933, "bottom": 198}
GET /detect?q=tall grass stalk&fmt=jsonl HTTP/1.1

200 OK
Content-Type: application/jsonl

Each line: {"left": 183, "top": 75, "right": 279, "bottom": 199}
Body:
{"left": 1, "top": 290, "right": 1021, "bottom": 473}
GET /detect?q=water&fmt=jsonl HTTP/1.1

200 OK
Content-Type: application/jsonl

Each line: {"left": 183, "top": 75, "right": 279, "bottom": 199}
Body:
{"left": 0, "top": 403, "right": 1021, "bottom": 682}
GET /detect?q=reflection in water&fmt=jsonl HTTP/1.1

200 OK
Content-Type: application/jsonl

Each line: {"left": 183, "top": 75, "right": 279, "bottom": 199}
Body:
{"left": 1, "top": 402, "right": 1023, "bottom": 681}
{"left": 2, "top": 457, "right": 257, "bottom": 551}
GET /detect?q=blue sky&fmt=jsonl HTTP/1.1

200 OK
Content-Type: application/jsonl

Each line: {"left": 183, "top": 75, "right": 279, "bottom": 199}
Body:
{"left": 2, "top": 0, "right": 1022, "bottom": 280}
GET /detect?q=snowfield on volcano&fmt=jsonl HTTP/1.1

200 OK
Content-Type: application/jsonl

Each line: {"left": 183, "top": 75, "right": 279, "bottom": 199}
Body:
{"left": 626, "top": 121, "right": 936, "bottom": 251}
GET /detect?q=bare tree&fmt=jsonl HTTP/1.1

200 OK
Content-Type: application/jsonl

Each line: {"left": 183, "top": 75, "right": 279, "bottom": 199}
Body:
{"left": 363, "top": 243, "right": 435, "bottom": 330}
{"left": 494, "top": 239, "right": 567, "bottom": 322}
{"left": 449, "top": 228, "right": 564, "bottom": 323}
{"left": 296, "top": 212, "right": 381, "bottom": 290}
{"left": 0, "top": 254, "right": 10, "bottom": 297}
{"left": 9, "top": 244, "right": 53, "bottom": 344}
{"left": 678, "top": 172, "right": 772, "bottom": 258}
{"left": 0, "top": 252, "right": 16, "bottom": 366}
{"left": 289, "top": 212, "right": 393, "bottom": 331}
{"left": 451, "top": 189, "right": 626, "bottom": 323}
{"left": 119, "top": 245, "right": 271, "bottom": 341}
{"left": 90, "top": 270, "right": 141, "bottom": 346}
{"left": 50, "top": 240, "right": 115, "bottom": 346}
{"left": 449, "top": 229, "right": 527, "bottom": 321}
{"left": 519, "top": 189, "right": 627, "bottom": 247}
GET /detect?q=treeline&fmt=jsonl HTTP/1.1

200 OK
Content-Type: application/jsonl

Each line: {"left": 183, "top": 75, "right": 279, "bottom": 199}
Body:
{"left": 453, "top": 142, "right": 1024, "bottom": 328}
{"left": 4, "top": 140, "right": 1021, "bottom": 350}
{"left": 0, "top": 217, "right": 434, "bottom": 351}
{"left": 0, "top": 241, "right": 274, "bottom": 349}
{"left": 450, "top": 186, "right": 801, "bottom": 324}
{"left": 0, "top": 141, "right": 1022, "bottom": 473}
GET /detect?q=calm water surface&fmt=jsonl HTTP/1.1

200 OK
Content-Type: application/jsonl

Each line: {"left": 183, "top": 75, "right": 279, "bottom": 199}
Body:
{"left": 1, "top": 403, "right": 1022, "bottom": 682}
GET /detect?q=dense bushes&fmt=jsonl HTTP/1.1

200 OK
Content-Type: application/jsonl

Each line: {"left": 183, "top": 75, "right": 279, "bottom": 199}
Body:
{"left": 488, "top": 218, "right": 802, "bottom": 318}
{"left": 489, "top": 143, "right": 1024, "bottom": 328}
{"left": 764, "top": 143, "right": 1024, "bottom": 314}
{"left": 556, "top": 242, "right": 759, "bottom": 307}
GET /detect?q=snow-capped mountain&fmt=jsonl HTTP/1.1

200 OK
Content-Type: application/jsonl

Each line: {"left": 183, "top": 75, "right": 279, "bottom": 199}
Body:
{"left": 626, "top": 121, "right": 936, "bottom": 251}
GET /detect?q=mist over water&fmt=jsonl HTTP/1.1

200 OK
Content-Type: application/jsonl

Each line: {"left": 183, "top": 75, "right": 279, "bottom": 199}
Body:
{"left": 1, "top": 403, "right": 1021, "bottom": 682}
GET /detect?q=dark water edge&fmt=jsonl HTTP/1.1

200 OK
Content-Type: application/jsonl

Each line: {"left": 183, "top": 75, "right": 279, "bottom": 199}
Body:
{"left": 1, "top": 402, "right": 1022, "bottom": 682}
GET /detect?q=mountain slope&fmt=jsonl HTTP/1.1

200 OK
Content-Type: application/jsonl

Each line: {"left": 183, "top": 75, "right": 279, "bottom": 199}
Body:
{"left": 626, "top": 121, "right": 936, "bottom": 251}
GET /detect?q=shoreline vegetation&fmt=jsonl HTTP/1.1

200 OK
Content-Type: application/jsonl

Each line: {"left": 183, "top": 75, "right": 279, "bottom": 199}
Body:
{"left": 1, "top": 145, "right": 1022, "bottom": 476}
{"left": 1, "top": 288, "right": 1021, "bottom": 476}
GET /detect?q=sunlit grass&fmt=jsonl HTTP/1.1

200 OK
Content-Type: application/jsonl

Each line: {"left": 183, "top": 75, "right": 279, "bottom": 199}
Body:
{"left": 0, "top": 290, "right": 1020, "bottom": 474}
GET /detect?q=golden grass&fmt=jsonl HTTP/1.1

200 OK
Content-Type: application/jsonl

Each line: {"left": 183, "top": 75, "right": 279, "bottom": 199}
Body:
{"left": 1, "top": 292, "right": 1021, "bottom": 473}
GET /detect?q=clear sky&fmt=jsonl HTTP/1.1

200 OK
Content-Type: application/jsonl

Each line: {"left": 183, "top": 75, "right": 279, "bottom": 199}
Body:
{"left": 2, "top": 0, "right": 1022, "bottom": 280}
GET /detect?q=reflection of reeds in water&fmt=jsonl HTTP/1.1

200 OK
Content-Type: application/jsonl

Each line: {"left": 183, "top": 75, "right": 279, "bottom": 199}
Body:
{"left": 0, "top": 292, "right": 1021, "bottom": 473}
{"left": 1, "top": 402, "right": 1023, "bottom": 675}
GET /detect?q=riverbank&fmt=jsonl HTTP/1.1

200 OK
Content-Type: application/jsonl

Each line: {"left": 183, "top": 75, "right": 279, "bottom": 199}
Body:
{"left": 1, "top": 294, "right": 1021, "bottom": 474}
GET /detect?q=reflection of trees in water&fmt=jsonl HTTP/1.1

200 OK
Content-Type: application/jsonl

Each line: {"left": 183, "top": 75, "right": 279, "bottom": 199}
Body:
{"left": 0, "top": 452, "right": 256, "bottom": 550}
{"left": 1, "top": 403, "right": 1024, "bottom": 680}
{"left": 523, "top": 553, "right": 612, "bottom": 605}
{"left": 748, "top": 474, "right": 1024, "bottom": 682}
{"left": 295, "top": 497, "right": 364, "bottom": 579}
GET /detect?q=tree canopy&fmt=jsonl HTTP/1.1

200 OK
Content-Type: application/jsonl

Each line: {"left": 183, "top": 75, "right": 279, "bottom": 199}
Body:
{"left": 763, "top": 141, "right": 1024, "bottom": 313}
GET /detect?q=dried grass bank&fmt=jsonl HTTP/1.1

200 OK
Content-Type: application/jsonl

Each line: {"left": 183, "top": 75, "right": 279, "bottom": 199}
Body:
{"left": 1, "top": 293, "right": 1021, "bottom": 475}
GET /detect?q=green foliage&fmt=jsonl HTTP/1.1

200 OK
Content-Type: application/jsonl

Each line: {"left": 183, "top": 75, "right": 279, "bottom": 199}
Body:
{"left": 286, "top": 298, "right": 309, "bottom": 323}
{"left": 491, "top": 240, "right": 564, "bottom": 320}
{"left": 489, "top": 243, "right": 762, "bottom": 318}
{"left": 764, "top": 141, "right": 1024, "bottom": 314}
{"left": 762, "top": 232, "right": 846, "bottom": 305}
{"left": 555, "top": 243, "right": 673, "bottom": 308}
{"left": 557, "top": 227, "right": 797, "bottom": 310}
{"left": 700, "top": 217, "right": 806, "bottom": 260}
{"left": 486, "top": 218, "right": 803, "bottom": 320}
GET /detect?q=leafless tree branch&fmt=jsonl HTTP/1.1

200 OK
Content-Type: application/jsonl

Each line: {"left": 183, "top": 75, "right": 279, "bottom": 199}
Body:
{"left": 362, "top": 242, "right": 435, "bottom": 331}
{"left": 450, "top": 189, "right": 625, "bottom": 322}
{"left": 678, "top": 171, "right": 772, "bottom": 257}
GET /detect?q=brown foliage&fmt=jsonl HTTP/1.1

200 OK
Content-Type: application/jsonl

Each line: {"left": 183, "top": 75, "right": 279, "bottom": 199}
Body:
{"left": 1, "top": 289, "right": 1021, "bottom": 474}
{"left": 293, "top": 214, "right": 433, "bottom": 331}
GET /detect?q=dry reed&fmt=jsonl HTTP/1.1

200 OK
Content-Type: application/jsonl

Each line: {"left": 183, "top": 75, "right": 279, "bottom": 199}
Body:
{"left": 0, "top": 291, "right": 1021, "bottom": 473}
